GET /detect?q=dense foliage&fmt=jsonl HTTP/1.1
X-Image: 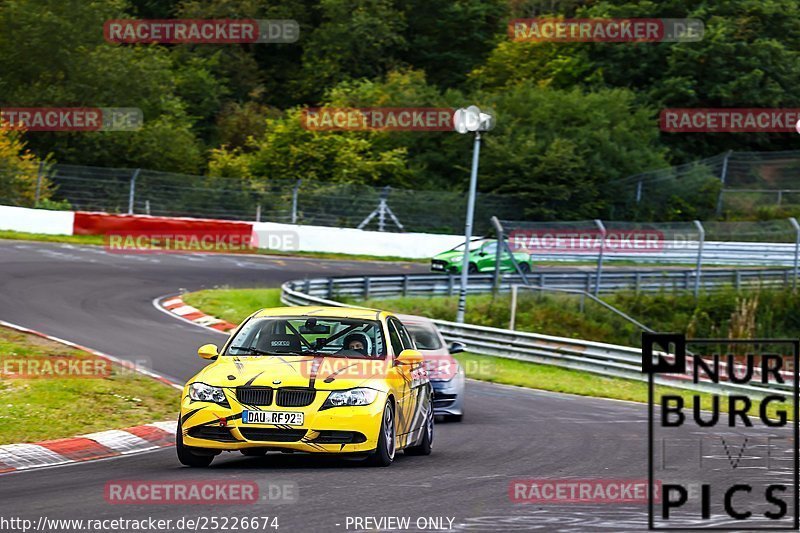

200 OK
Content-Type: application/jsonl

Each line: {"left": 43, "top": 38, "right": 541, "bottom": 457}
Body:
{"left": 1, "top": 0, "right": 798, "bottom": 220}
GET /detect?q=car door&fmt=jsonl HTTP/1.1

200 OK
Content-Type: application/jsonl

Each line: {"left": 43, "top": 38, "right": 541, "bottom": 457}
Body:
{"left": 388, "top": 317, "right": 429, "bottom": 447}
{"left": 476, "top": 241, "right": 498, "bottom": 272}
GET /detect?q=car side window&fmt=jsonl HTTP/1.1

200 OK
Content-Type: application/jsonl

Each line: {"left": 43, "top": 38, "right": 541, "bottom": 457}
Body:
{"left": 387, "top": 320, "right": 404, "bottom": 357}
{"left": 483, "top": 242, "right": 497, "bottom": 255}
{"left": 394, "top": 320, "right": 415, "bottom": 350}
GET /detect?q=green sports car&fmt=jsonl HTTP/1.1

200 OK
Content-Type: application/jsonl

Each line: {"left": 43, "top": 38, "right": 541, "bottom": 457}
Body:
{"left": 430, "top": 239, "right": 533, "bottom": 274}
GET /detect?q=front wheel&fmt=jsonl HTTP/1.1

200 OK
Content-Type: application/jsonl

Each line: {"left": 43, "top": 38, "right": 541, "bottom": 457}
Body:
{"left": 176, "top": 420, "right": 215, "bottom": 467}
{"left": 467, "top": 263, "right": 479, "bottom": 275}
{"left": 366, "top": 401, "right": 396, "bottom": 467}
{"left": 405, "top": 409, "right": 433, "bottom": 456}
{"left": 519, "top": 263, "right": 531, "bottom": 274}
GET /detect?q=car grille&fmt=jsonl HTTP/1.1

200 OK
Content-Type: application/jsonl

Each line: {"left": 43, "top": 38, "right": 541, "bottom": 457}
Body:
{"left": 276, "top": 388, "right": 316, "bottom": 407}
{"left": 240, "top": 428, "right": 307, "bottom": 442}
{"left": 188, "top": 426, "right": 238, "bottom": 442}
{"left": 312, "top": 431, "right": 367, "bottom": 444}
{"left": 433, "top": 392, "right": 458, "bottom": 408}
{"left": 431, "top": 259, "right": 448, "bottom": 271}
{"left": 236, "top": 386, "right": 273, "bottom": 406}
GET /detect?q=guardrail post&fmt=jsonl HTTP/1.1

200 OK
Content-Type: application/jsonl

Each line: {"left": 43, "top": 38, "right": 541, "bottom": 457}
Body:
{"left": 635, "top": 272, "right": 642, "bottom": 294}
{"left": 448, "top": 274, "right": 455, "bottom": 296}
{"left": 593, "top": 219, "right": 606, "bottom": 296}
{"left": 693, "top": 220, "right": 705, "bottom": 298}
{"left": 327, "top": 279, "right": 334, "bottom": 299}
{"left": 291, "top": 179, "right": 302, "bottom": 224}
{"left": 402, "top": 275, "right": 409, "bottom": 297}
{"left": 735, "top": 270, "right": 741, "bottom": 291}
{"left": 127, "top": 168, "right": 140, "bottom": 215}
{"left": 790, "top": 217, "right": 800, "bottom": 291}
{"left": 303, "top": 278, "right": 311, "bottom": 295}
{"left": 585, "top": 272, "right": 592, "bottom": 293}
{"left": 364, "top": 278, "right": 371, "bottom": 300}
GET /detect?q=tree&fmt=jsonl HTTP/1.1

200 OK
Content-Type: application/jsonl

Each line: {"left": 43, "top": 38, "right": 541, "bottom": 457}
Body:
{"left": 0, "top": 128, "right": 48, "bottom": 207}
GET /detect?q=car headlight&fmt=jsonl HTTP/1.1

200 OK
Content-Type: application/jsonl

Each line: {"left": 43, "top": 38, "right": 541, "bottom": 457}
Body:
{"left": 189, "top": 382, "right": 228, "bottom": 405}
{"left": 321, "top": 388, "right": 378, "bottom": 410}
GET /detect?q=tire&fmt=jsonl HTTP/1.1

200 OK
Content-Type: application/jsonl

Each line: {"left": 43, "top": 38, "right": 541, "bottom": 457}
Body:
{"left": 366, "top": 401, "right": 396, "bottom": 467}
{"left": 467, "top": 263, "right": 479, "bottom": 275}
{"left": 176, "top": 420, "right": 215, "bottom": 467}
{"left": 405, "top": 409, "right": 433, "bottom": 456}
{"left": 443, "top": 414, "right": 463, "bottom": 423}
{"left": 519, "top": 263, "right": 531, "bottom": 274}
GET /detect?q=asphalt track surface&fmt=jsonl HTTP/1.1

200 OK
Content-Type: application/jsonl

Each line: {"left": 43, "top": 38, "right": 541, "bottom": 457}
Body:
{"left": 0, "top": 241, "right": 795, "bottom": 532}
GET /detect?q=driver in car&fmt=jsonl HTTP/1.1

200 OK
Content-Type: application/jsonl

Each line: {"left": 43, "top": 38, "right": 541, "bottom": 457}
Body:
{"left": 341, "top": 332, "right": 371, "bottom": 356}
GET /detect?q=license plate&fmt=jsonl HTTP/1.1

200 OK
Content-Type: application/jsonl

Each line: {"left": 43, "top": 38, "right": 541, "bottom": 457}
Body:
{"left": 242, "top": 410, "right": 304, "bottom": 425}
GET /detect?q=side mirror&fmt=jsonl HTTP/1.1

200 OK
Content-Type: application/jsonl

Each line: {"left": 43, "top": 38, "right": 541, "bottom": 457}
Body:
{"left": 449, "top": 342, "right": 465, "bottom": 354}
{"left": 397, "top": 349, "right": 423, "bottom": 365}
{"left": 198, "top": 344, "right": 219, "bottom": 360}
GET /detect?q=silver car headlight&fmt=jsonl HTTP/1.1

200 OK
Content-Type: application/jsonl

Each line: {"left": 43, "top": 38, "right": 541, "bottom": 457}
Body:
{"left": 189, "top": 382, "right": 227, "bottom": 405}
{"left": 321, "top": 388, "right": 378, "bottom": 410}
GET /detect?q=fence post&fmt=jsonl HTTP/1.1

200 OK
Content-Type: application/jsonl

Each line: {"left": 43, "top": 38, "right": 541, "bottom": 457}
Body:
{"left": 145, "top": 200, "right": 151, "bottom": 216}
{"left": 593, "top": 219, "right": 607, "bottom": 296}
{"left": 127, "top": 168, "right": 140, "bottom": 215}
{"left": 256, "top": 204, "right": 261, "bottom": 223}
{"left": 291, "top": 179, "right": 302, "bottom": 224}
{"left": 693, "top": 220, "right": 705, "bottom": 297}
{"left": 715, "top": 150, "right": 733, "bottom": 216}
{"left": 635, "top": 180, "right": 643, "bottom": 204}
{"left": 790, "top": 217, "right": 800, "bottom": 291}
{"left": 490, "top": 217, "right": 505, "bottom": 292}
{"left": 34, "top": 162, "right": 44, "bottom": 207}
{"left": 509, "top": 284, "right": 518, "bottom": 331}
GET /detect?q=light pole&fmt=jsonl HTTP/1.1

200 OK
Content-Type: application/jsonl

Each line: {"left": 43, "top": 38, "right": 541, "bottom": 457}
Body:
{"left": 454, "top": 106, "right": 495, "bottom": 323}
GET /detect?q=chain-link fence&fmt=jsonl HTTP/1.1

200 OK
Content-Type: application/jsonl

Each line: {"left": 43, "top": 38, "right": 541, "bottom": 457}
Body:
{"left": 1, "top": 163, "right": 527, "bottom": 235}
{"left": 496, "top": 218, "right": 800, "bottom": 295}
{"left": 606, "top": 150, "right": 800, "bottom": 220}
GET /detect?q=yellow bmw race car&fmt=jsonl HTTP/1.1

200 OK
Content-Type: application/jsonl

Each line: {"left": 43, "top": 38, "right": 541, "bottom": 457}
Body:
{"left": 177, "top": 306, "right": 434, "bottom": 467}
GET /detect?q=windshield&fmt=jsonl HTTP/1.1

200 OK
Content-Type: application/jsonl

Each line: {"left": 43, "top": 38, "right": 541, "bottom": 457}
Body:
{"left": 451, "top": 240, "right": 490, "bottom": 252}
{"left": 405, "top": 323, "right": 443, "bottom": 350}
{"left": 225, "top": 316, "right": 387, "bottom": 359}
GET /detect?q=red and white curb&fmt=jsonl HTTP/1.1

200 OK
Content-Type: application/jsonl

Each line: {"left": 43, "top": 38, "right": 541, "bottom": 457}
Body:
{"left": 157, "top": 295, "right": 237, "bottom": 333}
{"left": 0, "top": 421, "right": 177, "bottom": 474}
{"left": 0, "top": 320, "right": 182, "bottom": 474}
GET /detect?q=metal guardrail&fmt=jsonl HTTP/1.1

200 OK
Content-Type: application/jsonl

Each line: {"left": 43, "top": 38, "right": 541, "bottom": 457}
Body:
{"left": 284, "top": 268, "right": 797, "bottom": 301}
{"left": 280, "top": 273, "right": 795, "bottom": 397}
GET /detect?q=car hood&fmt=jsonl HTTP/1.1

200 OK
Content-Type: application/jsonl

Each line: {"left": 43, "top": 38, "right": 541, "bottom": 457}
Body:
{"left": 194, "top": 355, "right": 391, "bottom": 390}
{"left": 433, "top": 250, "right": 465, "bottom": 262}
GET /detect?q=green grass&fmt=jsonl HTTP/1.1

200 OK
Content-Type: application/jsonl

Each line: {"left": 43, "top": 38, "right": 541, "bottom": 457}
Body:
{"left": 455, "top": 352, "right": 792, "bottom": 421}
{"left": 0, "top": 230, "right": 104, "bottom": 245}
{"left": 182, "top": 288, "right": 283, "bottom": 325}
{"left": 0, "top": 326, "right": 179, "bottom": 444}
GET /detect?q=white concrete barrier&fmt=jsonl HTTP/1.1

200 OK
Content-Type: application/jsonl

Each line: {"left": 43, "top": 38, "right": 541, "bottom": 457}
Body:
{"left": 0, "top": 205, "right": 74, "bottom": 235}
{"left": 252, "top": 222, "right": 463, "bottom": 259}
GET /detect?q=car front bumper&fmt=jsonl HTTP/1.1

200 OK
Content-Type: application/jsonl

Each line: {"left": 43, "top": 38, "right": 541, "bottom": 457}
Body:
{"left": 180, "top": 391, "right": 386, "bottom": 454}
